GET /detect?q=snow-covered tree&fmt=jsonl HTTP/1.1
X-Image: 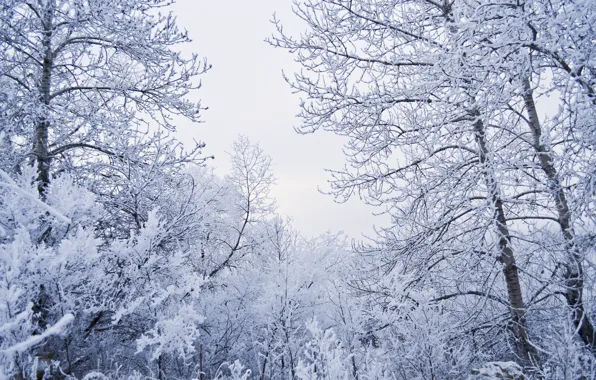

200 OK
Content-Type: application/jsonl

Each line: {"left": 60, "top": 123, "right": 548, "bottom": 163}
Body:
{"left": 272, "top": 0, "right": 596, "bottom": 376}
{"left": 0, "top": 0, "right": 209, "bottom": 196}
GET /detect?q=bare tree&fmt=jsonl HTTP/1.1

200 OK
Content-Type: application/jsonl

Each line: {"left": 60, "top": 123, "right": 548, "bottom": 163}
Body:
{"left": 209, "top": 136, "right": 276, "bottom": 278}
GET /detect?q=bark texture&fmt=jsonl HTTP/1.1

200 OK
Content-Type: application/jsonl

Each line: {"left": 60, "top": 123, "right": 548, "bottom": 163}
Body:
{"left": 35, "top": 1, "right": 54, "bottom": 198}
{"left": 473, "top": 114, "right": 537, "bottom": 366}
{"left": 522, "top": 78, "right": 596, "bottom": 351}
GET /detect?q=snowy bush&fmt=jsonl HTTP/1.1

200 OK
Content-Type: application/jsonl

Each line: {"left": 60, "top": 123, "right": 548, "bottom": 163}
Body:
{"left": 468, "top": 362, "right": 525, "bottom": 380}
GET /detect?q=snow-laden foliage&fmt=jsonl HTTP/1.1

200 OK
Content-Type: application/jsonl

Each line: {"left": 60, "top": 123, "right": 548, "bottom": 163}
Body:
{"left": 0, "top": 166, "right": 210, "bottom": 377}
{"left": 0, "top": 131, "right": 354, "bottom": 379}
{"left": 468, "top": 362, "right": 525, "bottom": 380}
{"left": 272, "top": 0, "right": 596, "bottom": 378}
{"left": 214, "top": 361, "right": 252, "bottom": 380}
{"left": 295, "top": 319, "right": 352, "bottom": 380}
{"left": 0, "top": 167, "right": 90, "bottom": 377}
{"left": 1, "top": 0, "right": 595, "bottom": 379}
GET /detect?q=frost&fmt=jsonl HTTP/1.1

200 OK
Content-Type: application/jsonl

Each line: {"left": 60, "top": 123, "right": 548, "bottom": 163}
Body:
{"left": 81, "top": 373, "right": 110, "bottom": 380}
{"left": 136, "top": 304, "right": 205, "bottom": 361}
{"left": 215, "top": 360, "right": 252, "bottom": 380}
{"left": 468, "top": 362, "right": 525, "bottom": 380}
{"left": 0, "top": 169, "right": 71, "bottom": 224}
{"left": 0, "top": 0, "right": 594, "bottom": 378}
{"left": 2, "top": 313, "right": 74, "bottom": 355}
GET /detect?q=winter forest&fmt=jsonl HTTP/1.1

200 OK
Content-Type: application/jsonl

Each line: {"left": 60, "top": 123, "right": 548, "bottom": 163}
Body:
{"left": 0, "top": 0, "right": 595, "bottom": 379}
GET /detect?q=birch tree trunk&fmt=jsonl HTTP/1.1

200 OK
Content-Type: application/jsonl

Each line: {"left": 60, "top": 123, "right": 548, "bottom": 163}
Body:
{"left": 473, "top": 114, "right": 537, "bottom": 367}
{"left": 521, "top": 77, "right": 596, "bottom": 351}
{"left": 35, "top": 0, "right": 54, "bottom": 198}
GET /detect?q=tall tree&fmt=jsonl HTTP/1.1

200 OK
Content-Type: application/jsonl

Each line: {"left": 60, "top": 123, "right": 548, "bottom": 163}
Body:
{"left": 0, "top": 1, "right": 212, "bottom": 377}
{"left": 451, "top": 0, "right": 596, "bottom": 352}
{"left": 0, "top": 0, "right": 209, "bottom": 197}
{"left": 271, "top": 0, "right": 595, "bottom": 373}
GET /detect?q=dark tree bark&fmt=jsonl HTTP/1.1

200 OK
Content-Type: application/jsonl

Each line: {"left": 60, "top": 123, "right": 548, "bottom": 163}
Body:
{"left": 522, "top": 77, "right": 596, "bottom": 352}
{"left": 35, "top": 0, "right": 55, "bottom": 198}
{"left": 473, "top": 114, "right": 538, "bottom": 367}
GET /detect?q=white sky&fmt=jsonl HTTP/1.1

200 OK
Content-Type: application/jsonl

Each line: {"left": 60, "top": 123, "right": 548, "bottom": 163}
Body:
{"left": 169, "top": 0, "right": 387, "bottom": 238}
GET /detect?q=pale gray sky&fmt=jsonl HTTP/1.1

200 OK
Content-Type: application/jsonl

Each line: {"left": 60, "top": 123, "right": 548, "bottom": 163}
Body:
{"left": 169, "top": 0, "right": 387, "bottom": 238}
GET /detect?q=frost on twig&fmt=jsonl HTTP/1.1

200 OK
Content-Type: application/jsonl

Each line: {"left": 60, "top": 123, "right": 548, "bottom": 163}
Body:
{"left": 1, "top": 313, "right": 74, "bottom": 355}
{"left": 468, "top": 362, "right": 525, "bottom": 380}
{"left": 0, "top": 169, "right": 71, "bottom": 224}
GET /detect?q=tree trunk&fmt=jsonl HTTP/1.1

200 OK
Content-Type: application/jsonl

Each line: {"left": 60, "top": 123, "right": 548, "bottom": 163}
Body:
{"left": 35, "top": 0, "right": 54, "bottom": 198}
{"left": 473, "top": 115, "right": 538, "bottom": 367}
{"left": 199, "top": 343, "right": 204, "bottom": 380}
{"left": 521, "top": 78, "right": 596, "bottom": 351}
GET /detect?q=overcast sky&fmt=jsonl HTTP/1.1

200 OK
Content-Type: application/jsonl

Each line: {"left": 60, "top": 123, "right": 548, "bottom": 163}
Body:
{"left": 168, "top": 0, "right": 388, "bottom": 238}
